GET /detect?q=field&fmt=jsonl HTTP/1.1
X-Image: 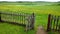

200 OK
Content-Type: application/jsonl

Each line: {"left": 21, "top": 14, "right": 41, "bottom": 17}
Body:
{"left": 0, "top": 3, "right": 60, "bottom": 34}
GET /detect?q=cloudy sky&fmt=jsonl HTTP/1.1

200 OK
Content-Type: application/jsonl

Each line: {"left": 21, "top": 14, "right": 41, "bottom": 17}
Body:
{"left": 0, "top": 0, "right": 60, "bottom": 2}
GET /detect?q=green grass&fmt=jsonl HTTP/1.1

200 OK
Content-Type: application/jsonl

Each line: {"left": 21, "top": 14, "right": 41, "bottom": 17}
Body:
{"left": 0, "top": 23, "right": 36, "bottom": 34}
{"left": 0, "top": 5, "right": 60, "bottom": 34}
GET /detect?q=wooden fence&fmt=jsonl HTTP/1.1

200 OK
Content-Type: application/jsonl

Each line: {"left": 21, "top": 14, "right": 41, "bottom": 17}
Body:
{"left": 0, "top": 12, "right": 35, "bottom": 32}
{"left": 47, "top": 14, "right": 60, "bottom": 31}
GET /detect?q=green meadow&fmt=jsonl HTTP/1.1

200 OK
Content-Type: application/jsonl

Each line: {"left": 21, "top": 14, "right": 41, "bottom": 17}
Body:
{"left": 0, "top": 2, "right": 60, "bottom": 34}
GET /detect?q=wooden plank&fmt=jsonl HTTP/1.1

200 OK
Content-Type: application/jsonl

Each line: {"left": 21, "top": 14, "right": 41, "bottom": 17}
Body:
{"left": 0, "top": 20, "right": 26, "bottom": 26}
{"left": 47, "top": 14, "right": 51, "bottom": 31}
{"left": 53, "top": 16, "right": 56, "bottom": 31}
{"left": 0, "top": 12, "right": 30, "bottom": 16}
{"left": 58, "top": 16, "right": 60, "bottom": 31}
{"left": 31, "top": 13, "right": 35, "bottom": 29}
{"left": 0, "top": 13, "right": 1, "bottom": 22}
{"left": 56, "top": 16, "right": 59, "bottom": 31}
{"left": 50, "top": 15, "right": 53, "bottom": 31}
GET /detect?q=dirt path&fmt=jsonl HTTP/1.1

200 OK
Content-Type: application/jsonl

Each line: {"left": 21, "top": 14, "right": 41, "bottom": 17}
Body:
{"left": 36, "top": 26, "right": 47, "bottom": 34}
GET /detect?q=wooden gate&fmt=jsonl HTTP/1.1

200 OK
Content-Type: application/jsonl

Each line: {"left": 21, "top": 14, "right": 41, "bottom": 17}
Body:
{"left": 47, "top": 14, "right": 60, "bottom": 31}
{"left": 0, "top": 12, "right": 35, "bottom": 31}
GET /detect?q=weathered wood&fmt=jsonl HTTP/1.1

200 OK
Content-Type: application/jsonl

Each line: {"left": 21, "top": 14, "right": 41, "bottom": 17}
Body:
{"left": 0, "top": 12, "right": 30, "bottom": 16}
{"left": 56, "top": 16, "right": 59, "bottom": 31}
{"left": 53, "top": 16, "right": 56, "bottom": 31}
{"left": 47, "top": 14, "right": 51, "bottom": 31}
{"left": 1, "top": 20, "right": 26, "bottom": 26}
{"left": 50, "top": 15, "right": 53, "bottom": 30}
{"left": 31, "top": 13, "right": 35, "bottom": 29}
{"left": 47, "top": 14, "right": 60, "bottom": 32}
{"left": 0, "top": 13, "right": 1, "bottom": 22}
{"left": 58, "top": 16, "right": 60, "bottom": 31}
{"left": 0, "top": 12, "right": 35, "bottom": 32}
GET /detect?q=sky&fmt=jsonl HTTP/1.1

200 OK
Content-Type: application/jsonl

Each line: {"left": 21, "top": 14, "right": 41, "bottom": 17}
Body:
{"left": 0, "top": 0, "right": 60, "bottom": 2}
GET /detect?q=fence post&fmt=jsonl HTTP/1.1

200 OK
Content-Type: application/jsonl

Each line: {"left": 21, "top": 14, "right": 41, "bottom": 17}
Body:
{"left": 47, "top": 14, "right": 51, "bottom": 31}
{"left": 32, "top": 13, "right": 35, "bottom": 29}
{"left": 0, "top": 13, "right": 1, "bottom": 22}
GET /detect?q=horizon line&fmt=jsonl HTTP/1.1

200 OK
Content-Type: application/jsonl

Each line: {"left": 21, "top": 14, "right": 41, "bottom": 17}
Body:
{"left": 0, "top": 1, "right": 59, "bottom": 2}
{"left": 0, "top": 0, "right": 60, "bottom": 2}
